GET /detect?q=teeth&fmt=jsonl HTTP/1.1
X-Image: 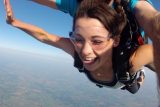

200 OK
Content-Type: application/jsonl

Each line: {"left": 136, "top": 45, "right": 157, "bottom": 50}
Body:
{"left": 84, "top": 58, "right": 95, "bottom": 61}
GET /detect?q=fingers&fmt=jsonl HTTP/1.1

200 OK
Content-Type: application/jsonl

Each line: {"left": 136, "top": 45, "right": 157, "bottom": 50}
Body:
{"left": 4, "top": 0, "right": 15, "bottom": 24}
{"left": 137, "top": 72, "right": 145, "bottom": 86}
{"left": 139, "top": 71, "right": 145, "bottom": 79}
{"left": 4, "top": 0, "right": 10, "bottom": 11}
{"left": 4, "top": 0, "right": 12, "bottom": 16}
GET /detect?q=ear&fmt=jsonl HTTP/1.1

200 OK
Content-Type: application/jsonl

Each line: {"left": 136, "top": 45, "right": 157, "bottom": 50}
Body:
{"left": 113, "top": 35, "right": 120, "bottom": 47}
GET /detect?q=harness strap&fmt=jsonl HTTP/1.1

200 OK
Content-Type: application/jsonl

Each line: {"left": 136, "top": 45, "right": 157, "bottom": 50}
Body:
{"left": 112, "top": 0, "right": 144, "bottom": 85}
{"left": 121, "top": 0, "right": 144, "bottom": 46}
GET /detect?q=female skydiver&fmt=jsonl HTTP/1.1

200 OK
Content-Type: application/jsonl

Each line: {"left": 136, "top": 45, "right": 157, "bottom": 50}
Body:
{"left": 29, "top": 0, "right": 160, "bottom": 83}
{"left": 4, "top": 0, "right": 154, "bottom": 94}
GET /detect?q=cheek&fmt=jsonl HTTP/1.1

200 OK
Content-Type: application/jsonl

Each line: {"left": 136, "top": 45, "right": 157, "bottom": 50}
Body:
{"left": 98, "top": 48, "right": 113, "bottom": 59}
{"left": 96, "top": 42, "right": 114, "bottom": 56}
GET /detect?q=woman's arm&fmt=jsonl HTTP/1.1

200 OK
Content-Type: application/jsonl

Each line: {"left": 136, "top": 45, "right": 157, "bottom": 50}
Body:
{"left": 29, "top": 0, "right": 58, "bottom": 9}
{"left": 4, "top": 0, "right": 75, "bottom": 56}
{"left": 129, "top": 44, "right": 155, "bottom": 74}
{"left": 30, "top": 0, "right": 78, "bottom": 17}
{"left": 128, "top": 44, "right": 154, "bottom": 91}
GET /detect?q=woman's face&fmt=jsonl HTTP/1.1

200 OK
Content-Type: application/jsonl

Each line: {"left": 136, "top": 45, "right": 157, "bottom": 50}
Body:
{"left": 72, "top": 17, "right": 118, "bottom": 72}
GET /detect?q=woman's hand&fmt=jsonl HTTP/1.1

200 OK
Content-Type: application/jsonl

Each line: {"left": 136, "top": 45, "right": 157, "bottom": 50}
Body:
{"left": 4, "top": 0, "right": 15, "bottom": 25}
{"left": 137, "top": 70, "right": 145, "bottom": 86}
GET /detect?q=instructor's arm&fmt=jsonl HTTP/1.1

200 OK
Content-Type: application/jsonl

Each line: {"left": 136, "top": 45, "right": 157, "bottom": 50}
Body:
{"left": 30, "top": 0, "right": 58, "bottom": 9}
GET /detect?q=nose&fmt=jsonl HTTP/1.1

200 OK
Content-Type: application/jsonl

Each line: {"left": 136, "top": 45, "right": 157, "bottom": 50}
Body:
{"left": 81, "top": 42, "right": 93, "bottom": 56}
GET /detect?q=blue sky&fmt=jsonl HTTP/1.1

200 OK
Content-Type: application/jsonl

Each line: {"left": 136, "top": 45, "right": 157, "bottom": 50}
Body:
{"left": 0, "top": 0, "right": 160, "bottom": 56}
{"left": 0, "top": 0, "right": 73, "bottom": 56}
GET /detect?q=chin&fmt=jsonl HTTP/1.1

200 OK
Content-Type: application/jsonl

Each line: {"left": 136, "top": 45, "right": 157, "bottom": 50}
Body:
{"left": 84, "top": 64, "right": 99, "bottom": 72}
{"left": 82, "top": 57, "right": 100, "bottom": 71}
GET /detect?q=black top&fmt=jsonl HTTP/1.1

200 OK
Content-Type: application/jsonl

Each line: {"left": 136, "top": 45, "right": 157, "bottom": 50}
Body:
{"left": 73, "top": 50, "right": 133, "bottom": 87}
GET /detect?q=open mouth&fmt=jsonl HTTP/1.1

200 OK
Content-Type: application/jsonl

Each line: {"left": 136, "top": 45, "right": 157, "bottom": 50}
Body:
{"left": 83, "top": 57, "right": 98, "bottom": 65}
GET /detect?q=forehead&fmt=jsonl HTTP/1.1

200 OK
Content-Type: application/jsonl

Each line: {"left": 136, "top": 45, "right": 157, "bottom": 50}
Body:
{"left": 75, "top": 17, "right": 109, "bottom": 36}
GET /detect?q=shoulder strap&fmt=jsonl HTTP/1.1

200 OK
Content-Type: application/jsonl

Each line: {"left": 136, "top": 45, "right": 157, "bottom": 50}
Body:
{"left": 121, "top": 0, "right": 144, "bottom": 46}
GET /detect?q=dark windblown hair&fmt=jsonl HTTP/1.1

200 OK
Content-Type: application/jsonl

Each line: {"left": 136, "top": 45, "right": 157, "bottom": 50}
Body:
{"left": 77, "top": 0, "right": 83, "bottom": 3}
{"left": 73, "top": 0, "right": 127, "bottom": 38}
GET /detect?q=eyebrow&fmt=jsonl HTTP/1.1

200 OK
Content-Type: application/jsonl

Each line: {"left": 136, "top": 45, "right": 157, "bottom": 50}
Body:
{"left": 74, "top": 33, "right": 82, "bottom": 37}
{"left": 74, "top": 33, "right": 108, "bottom": 39}
{"left": 91, "top": 36, "right": 107, "bottom": 39}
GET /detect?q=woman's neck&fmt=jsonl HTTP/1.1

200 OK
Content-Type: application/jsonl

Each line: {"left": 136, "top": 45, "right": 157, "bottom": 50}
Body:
{"left": 90, "top": 59, "right": 114, "bottom": 82}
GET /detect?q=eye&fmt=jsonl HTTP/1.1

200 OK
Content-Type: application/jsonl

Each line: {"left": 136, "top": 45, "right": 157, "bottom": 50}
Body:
{"left": 92, "top": 40, "right": 104, "bottom": 45}
{"left": 74, "top": 37, "right": 84, "bottom": 43}
{"left": 75, "top": 38, "right": 83, "bottom": 42}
